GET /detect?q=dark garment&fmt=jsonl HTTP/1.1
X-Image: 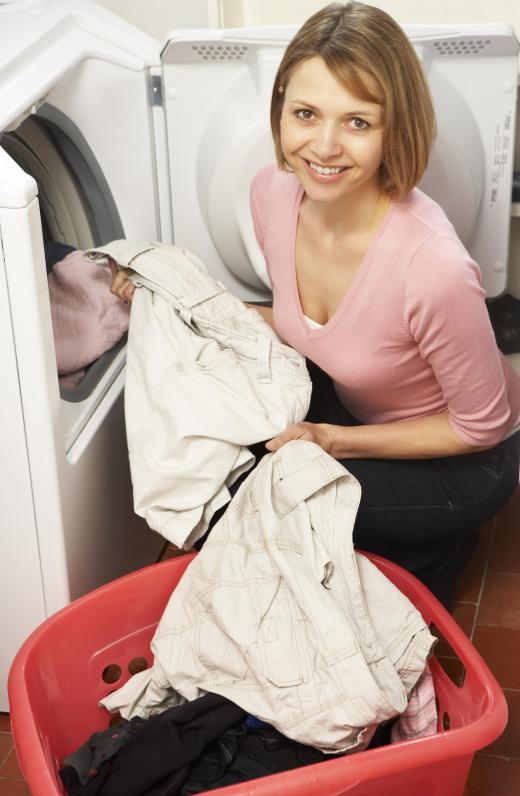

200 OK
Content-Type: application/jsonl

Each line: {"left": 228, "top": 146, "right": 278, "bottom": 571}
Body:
{"left": 486, "top": 293, "right": 520, "bottom": 354}
{"left": 60, "top": 718, "right": 145, "bottom": 794}
{"left": 180, "top": 724, "right": 333, "bottom": 794}
{"left": 43, "top": 239, "right": 76, "bottom": 273}
{"left": 304, "top": 360, "right": 520, "bottom": 607}
{"left": 60, "top": 694, "right": 246, "bottom": 796}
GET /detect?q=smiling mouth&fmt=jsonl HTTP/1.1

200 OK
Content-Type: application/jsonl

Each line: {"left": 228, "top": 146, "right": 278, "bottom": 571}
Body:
{"left": 306, "top": 160, "right": 349, "bottom": 176}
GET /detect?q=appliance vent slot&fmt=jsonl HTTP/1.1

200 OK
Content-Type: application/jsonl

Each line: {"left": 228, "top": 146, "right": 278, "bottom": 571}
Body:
{"left": 192, "top": 44, "right": 249, "bottom": 61}
{"left": 432, "top": 38, "right": 491, "bottom": 56}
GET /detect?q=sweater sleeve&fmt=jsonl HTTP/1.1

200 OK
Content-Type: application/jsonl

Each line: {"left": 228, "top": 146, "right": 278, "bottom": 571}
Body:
{"left": 404, "top": 235, "right": 514, "bottom": 446}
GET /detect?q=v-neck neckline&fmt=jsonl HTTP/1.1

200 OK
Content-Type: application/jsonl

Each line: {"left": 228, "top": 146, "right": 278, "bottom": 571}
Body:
{"left": 290, "top": 183, "right": 395, "bottom": 338}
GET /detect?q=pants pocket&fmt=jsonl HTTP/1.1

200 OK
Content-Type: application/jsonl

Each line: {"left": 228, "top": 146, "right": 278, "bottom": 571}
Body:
{"left": 257, "top": 578, "right": 308, "bottom": 687}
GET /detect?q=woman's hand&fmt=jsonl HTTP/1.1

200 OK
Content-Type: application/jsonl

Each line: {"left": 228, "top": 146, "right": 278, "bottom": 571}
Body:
{"left": 109, "top": 260, "right": 136, "bottom": 304}
{"left": 266, "top": 422, "right": 334, "bottom": 454}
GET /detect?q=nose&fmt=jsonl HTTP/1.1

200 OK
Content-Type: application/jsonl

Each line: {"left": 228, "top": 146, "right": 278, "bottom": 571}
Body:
{"left": 310, "top": 121, "right": 342, "bottom": 161}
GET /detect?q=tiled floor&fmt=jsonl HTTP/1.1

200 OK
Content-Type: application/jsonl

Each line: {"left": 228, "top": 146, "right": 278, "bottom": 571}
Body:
{"left": 2, "top": 490, "right": 520, "bottom": 795}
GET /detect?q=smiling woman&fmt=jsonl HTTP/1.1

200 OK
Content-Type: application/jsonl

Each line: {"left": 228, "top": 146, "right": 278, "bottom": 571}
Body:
{"left": 247, "top": 1, "right": 520, "bottom": 608}
{"left": 108, "top": 1, "right": 520, "bottom": 609}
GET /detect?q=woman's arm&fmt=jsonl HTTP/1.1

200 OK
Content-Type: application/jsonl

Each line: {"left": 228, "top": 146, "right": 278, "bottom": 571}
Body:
{"left": 266, "top": 412, "right": 493, "bottom": 458}
{"left": 245, "top": 303, "right": 275, "bottom": 330}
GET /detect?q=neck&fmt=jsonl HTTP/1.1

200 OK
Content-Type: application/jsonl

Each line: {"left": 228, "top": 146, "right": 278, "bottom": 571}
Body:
{"left": 304, "top": 183, "right": 390, "bottom": 236}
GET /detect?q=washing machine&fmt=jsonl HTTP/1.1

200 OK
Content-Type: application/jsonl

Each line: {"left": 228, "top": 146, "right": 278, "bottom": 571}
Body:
{"left": 0, "top": 0, "right": 517, "bottom": 711}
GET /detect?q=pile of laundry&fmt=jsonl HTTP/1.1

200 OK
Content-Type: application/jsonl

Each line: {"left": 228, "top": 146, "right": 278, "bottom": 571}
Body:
{"left": 58, "top": 241, "right": 439, "bottom": 796}
{"left": 44, "top": 240, "right": 130, "bottom": 387}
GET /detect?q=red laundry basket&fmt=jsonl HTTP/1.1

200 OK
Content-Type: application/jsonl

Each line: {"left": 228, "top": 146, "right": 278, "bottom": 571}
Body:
{"left": 8, "top": 551, "right": 507, "bottom": 796}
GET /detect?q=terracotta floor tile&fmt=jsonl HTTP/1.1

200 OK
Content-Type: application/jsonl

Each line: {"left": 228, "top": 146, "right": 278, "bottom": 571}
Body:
{"left": 454, "top": 527, "right": 490, "bottom": 603}
{"left": 463, "top": 754, "right": 520, "bottom": 796}
{"left": 493, "top": 485, "right": 520, "bottom": 535}
{"left": 477, "top": 572, "right": 520, "bottom": 630}
{"left": 434, "top": 602, "right": 476, "bottom": 657}
{"left": 159, "top": 544, "right": 187, "bottom": 561}
{"left": 435, "top": 655, "right": 466, "bottom": 687}
{"left": 489, "top": 520, "right": 520, "bottom": 575}
{"left": 0, "top": 748, "right": 22, "bottom": 780}
{"left": 0, "top": 736, "right": 12, "bottom": 770}
{"left": 478, "top": 518, "right": 495, "bottom": 554}
{"left": 0, "top": 718, "right": 10, "bottom": 734}
{"left": 485, "top": 689, "right": 520, "bottom": 759}
{"left": 0, "top": 781, "right": 31, "bottom": 796}
{"left": 472, "top": 626, "right": 520, "bottom": 689}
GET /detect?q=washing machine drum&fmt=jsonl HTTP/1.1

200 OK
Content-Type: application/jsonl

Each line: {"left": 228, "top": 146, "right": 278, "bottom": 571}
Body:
{"left": 1, "top": 109, "right": 127, "bottom": 402}
{"left": 1, "top": 109, "right": 124, "bottom": 250}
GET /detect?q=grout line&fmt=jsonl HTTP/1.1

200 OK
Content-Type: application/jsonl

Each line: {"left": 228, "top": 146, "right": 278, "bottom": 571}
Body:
{"left": 454, "top": 599, "right": 478, "bottom": 606}
{"left": 476, "top": 752, "right": 520, "bottom": 762}
{"left": 469, "top": 516, "right": 497, "bottom": 640}
{"left": 484, "top": 569, "right": 520, "bottom": 575}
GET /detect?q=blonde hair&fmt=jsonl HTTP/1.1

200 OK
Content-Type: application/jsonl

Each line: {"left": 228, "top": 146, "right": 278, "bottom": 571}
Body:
{"left": 270, "top": 2, "right": 437, "bottom": 200}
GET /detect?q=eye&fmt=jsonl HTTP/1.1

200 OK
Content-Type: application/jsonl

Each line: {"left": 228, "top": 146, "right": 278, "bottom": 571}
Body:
{"left": 349, "top": 117, "right": 370, "bottom": 130}
{"left": 295, "top": 109, "right": 315, "bottom": 121}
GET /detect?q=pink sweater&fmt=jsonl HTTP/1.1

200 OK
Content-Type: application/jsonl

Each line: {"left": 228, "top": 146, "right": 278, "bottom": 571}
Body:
{"left": 250, "top": 163, "right": 520, "bottom": 446}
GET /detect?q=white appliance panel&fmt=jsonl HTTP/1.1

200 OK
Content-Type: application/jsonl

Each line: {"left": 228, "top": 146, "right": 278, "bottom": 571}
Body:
{"left": 0, "top": 0, "right": 167, "bottom": 711}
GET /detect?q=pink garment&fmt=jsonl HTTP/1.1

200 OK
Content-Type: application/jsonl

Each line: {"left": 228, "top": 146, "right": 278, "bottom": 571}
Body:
{"left": 48, "top": 249, "right": 130, "bottom": 385}
{"left": 391, "top": 663, "right": 437, "bottom": 743}
{"left": 59, "top": 368, "right": 86, "bottom": 388}
{"left": 250, "top": 163, "right": 520, "bottom": 446}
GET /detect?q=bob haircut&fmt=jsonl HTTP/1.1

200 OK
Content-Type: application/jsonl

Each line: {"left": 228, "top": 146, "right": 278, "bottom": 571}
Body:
{"left": 270, "top": 1, "right": 437, "bottom": 200}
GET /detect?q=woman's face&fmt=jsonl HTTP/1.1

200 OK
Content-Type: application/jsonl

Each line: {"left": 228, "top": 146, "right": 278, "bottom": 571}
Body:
{"left": 280, "top": 56, "right": 385, "bottom": 206}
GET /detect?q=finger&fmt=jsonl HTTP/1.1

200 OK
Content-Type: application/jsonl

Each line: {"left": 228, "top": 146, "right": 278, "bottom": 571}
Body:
{"left": 265, "top": 425, "right": 307, "bottom": 451}
{"left": 121, "top": 281, "right": 135, "bottom": 304}
{"left": 111, "top": 272, "right": 132, "bottom": 300}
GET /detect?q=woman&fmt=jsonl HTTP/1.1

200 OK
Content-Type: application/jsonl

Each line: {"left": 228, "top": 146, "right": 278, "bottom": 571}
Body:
{"left": 112, "top": 2, "right": 520, "bottom": 607}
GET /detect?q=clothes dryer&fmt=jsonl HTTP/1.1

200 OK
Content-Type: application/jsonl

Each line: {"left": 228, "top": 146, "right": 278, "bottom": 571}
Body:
{"left": 0, "top": 0, "right": 517, "bottom": 711}
{"left": 0, "top": 0, "right": 171, "bottom": 711}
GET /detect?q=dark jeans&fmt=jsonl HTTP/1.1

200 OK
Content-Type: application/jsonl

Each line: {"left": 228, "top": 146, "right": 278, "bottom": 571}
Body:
{"left": 198, "top": 361, "right": 520, "bottom": 608}
{"left": 304, "top": 360, "right": 520, "bottom": 607}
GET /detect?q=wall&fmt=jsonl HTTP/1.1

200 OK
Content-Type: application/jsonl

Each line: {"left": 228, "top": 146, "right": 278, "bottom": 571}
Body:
{"left": 220, "top": 0, "right": 520, "bottom": 31}
{"left": 94, "top": 0, "right": 221, "bottom": 40}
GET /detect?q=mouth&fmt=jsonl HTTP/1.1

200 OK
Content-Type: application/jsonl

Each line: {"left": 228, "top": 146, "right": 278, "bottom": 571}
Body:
{"left": 301, "top": 158, "right": 351, "bottom": 183}
{"left": 306, "top": 160, "right": 349, "bottom": 176}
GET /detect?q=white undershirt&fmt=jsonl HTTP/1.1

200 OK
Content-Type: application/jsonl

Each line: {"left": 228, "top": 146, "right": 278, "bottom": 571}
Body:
{"left": 303, "top": 314, "right": 323, "bottom": 330}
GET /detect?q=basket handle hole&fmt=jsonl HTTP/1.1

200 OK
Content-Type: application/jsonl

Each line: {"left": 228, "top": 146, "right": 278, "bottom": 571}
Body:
{"left": 442, "top": 712, "right": 451, "bottom": 731}
{"left": 429, "top": 623, "right": 466, "bottom": 687}
{"left": 128, "top": 656, "right": 149, "bottom": 675}
{"left": 102, "top": 664, "right": 122, "bottom": 684}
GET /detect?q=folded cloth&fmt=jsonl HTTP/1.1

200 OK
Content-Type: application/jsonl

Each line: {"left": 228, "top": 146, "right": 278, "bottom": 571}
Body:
{"left": 390, "top": 663, "right": 437, "bottom": 743}
{"left": 180, "top": 724, "right": 335, "bottom": 795}
{"left": 60, "top": 717, "right": 145, "bottom": 792}
{"left": 44, "top": 239, "right": 76, "bottom": 274}
{"left": 48, "top": 250, "right": 130, "bottom": 381}
{"left": 60, "top": 694, "right": 246, "bottom": 796}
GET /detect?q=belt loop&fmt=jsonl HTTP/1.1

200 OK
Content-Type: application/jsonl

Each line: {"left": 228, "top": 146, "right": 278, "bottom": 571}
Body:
{"left": 256, "top": 335, "right": 272, "bottom": 383}
{"left": 178, "top": 305, "right": 195, "bottom": 329}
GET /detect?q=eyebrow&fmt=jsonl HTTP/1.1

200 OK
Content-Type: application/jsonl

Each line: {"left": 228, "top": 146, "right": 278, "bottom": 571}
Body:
{"left": 289, "top": 99, "right": 379, "bottom": 116}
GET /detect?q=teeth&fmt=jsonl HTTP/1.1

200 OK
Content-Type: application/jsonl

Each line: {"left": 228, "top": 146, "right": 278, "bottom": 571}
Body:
{"left": 309, "top": 161, "right": 346, "bottom": 176}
